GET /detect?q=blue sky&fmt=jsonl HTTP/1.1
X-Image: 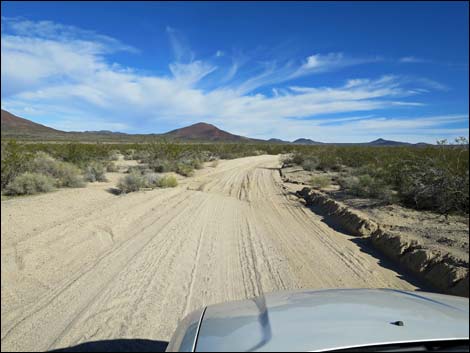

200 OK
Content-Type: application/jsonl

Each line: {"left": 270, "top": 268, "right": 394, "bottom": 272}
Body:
{"left": 1, "top": 1, "right": 468, "bottom": 142}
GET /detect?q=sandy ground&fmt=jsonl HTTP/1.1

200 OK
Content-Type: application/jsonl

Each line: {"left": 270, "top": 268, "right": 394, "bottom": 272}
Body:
{"left": 1, "top": 155, "right": 418, "bottom": 352}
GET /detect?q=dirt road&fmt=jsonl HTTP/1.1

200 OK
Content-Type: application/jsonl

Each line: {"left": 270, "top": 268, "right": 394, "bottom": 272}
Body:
{"left": 1, "top": 155, "right": 418, "bottom": 351}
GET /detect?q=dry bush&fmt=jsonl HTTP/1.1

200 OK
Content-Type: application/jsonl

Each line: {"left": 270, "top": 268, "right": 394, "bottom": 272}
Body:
{"left": 302, "top": 157, "right": 319, "bottom": 171}
{"left": 123, "top": 149, "right": 136, "bottom": 160}
{"left": 84, "top": 162, "right": 107, "bottom": 182}
{"left": 144, "top": 172, "right": 162, "bottom": 188}
{"left": 117, "top": 171, "right": 146, "bottom": 193}
{"left": 158, "top": 175, "right": 178, "bottom": 188}
{"left": 108, "top": 150, "right": 121, "bottom": 161}
{"left": 176, "top": 163, "right": 194, "bottom": 177}
{"left": 5, "top": 172, "right": 55, "bottom": 195}
{"left": 31, "top": 152, "right": 84, "bottom": 187}
{"left": 310, "top": 175, "right": 331, "bottom": 189}
{"left": 106, "top": 161, "right": 119, "bottom": 172}
{"left": 1, "top": 140, "right": 33, "bottom": 190}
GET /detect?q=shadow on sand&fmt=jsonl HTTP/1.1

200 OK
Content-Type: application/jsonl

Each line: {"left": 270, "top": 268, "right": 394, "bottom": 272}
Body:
{"left": 106, "top": 187, "right": 123, "bottom": 195}
{"left": 49, "top": 339, "right": 168, "bottom": 352}
{"left": 303, "top": 204, "right": 434, "bottom": 293}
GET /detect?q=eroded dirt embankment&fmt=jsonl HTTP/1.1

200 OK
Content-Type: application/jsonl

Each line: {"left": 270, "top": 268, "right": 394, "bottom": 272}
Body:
{"left": 296, "top": 187, "right": 469, "bottom": 297}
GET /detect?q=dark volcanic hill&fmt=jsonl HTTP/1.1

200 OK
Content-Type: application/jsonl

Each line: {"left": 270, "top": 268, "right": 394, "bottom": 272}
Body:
{"left": 163, "top": 122, "right": 249, "bottom": 141}
{"left": 1, "top": 109, "right": 63, "bottom": 137}
{"left": 292, "top": 138, "right": 323, "bottom": 145}
{"left": 268, "top": 138, "right": 291, "bottom": 144}
{"left": 366, "top": 138, "right": 411, "bottom": 146}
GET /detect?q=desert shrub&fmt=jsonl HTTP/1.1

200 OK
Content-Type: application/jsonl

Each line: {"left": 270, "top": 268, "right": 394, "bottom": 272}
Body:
{"left": 210, "top": 160, "right": 219, "bottom": 168}
{"left": 84, "top": 162, "right": 107, "bottom": 182}
{"left": 291, "top": 152, "right": 304, "bottom": 165}
{"left": 317, "top": 156, "right": 342, "bottom": 172}
{"left": 339, "top": 174, "right": 394, "bottom": 202}
{"left": 149, "top": 159, "right": 177, "bottom": 173}
{"left": 108, "top": 150, "right": 120, "bottom": 161}
{"left": 53, "top": 163, "right": 85, "bottom": 187}
{"left": 5, "top": 172, "right": 55, "bottom": 195}
{"left": 309, "top": 175, "right": 331, "bottom": 189}
{"left": 31, "top": 151, "right": 58, "bottom": 175}
{"left": 302, "top": 157, "right": 319, "bottom": 171}
{"left": 127, "top": 165, "right": 152, "bottom": 175}
{"left": 1, "top": 140, "right": 33, "bottom": 190}
{"left": 176, "top": 163, "right": 194, "bottom": 177}
{"left": 252, "top": 150, "right": 266, "bottom": 156}
{"left": 117, "top": 171, "right": 147, "bottom": 193}
{"left": 144, "top": 172, "right": 162, "bottom": 188}
{"left": 123, "top": 149, "right": 136, "bottom": 160}
{"left": 133, "top": 150, "right": 151, "bottom": 161}
{"left": 106, "top": 161, "right": 119, "bottom": 172}
{"left": 158, "top": 175, "right": 178, "bottom": 188}
{"left": 398, "top": 162, "right": 468, "bottom": 214}
{"left": 31, "top": 152, "right": 85, "bottom": 187}
{"left": 191, "top": 158, "right": 203, "bottom": 170}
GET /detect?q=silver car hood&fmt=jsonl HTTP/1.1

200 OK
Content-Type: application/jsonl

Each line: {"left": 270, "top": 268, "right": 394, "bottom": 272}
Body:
{"left": 193, "top": 288, "right": 469, "bottom": 352}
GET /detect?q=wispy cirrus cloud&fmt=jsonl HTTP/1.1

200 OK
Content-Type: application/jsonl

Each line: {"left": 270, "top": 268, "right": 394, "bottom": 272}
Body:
{"left": 399, "top": 56, "right": 429, "bottom": 63}
{"left": 291, "top": 52, "right": 382, "bottom": 78}
{"left": 1, "top": 17, "right": 466, "bottom": 143}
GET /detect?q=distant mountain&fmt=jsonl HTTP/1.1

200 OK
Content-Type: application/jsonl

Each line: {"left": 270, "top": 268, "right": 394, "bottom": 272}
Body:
{"left": 1, "top": 109, "right": 63, "bottom": 137}
{"left": 268, "top": 138, "right": 291, "bottom": 144}
{"left": 80, "top": 130, "right": 128, "bottom": 135}
{"left": 163, "top": 122, "right": 250, "bottom": 142}
{"left": 292, "top": 138, "right": 323, "bottom": 145}
{"left": 365, "top": 138, "right": 411, "bottom": 146}
{"left": 0, "top": 109, "right": 435, "bottom": 146}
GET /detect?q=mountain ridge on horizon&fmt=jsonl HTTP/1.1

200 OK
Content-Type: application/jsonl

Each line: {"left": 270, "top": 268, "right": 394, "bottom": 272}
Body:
{"left": 0, "top": 109, "right": 431, "bottom": 145}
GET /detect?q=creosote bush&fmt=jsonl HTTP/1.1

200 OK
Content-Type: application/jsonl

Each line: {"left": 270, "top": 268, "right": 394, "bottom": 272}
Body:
{"left": 117, "top": 171, "right": 147, "bottom": 193}
{"left": 108, "top": 150, "right": 120, "bottom": 161}
{"left": 117, "top": 171, "right": 178, "bottom": 193}
{"left": 84, "top": 162, "right": 107, "bottom": 182}
{"left": 106, "top": 161, "right": 119, "bottom": 172}
{"left": 32, "top": 152, "right": 85, "bottom": 187}
{"left": 5, "top": 172, "right": 55, "bottom": 195}
{"left": 289, "top": 137, "right": 468, "bottom": 214}
{"left": 309, "top": 175, "right": 331, "bottom": 189}
{"left": 1, "top": 140, "right": 33, "bottom": 190}
{"left": 176, "top": 163, "right": 194, "bottom": 177}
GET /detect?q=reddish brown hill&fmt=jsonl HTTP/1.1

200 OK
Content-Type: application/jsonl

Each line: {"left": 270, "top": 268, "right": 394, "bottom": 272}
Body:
{"left": 1, "top": 109, "right": 64, "bottom": 136}
{"left": 163, "top": 122, "right": 249, "bottom": 141}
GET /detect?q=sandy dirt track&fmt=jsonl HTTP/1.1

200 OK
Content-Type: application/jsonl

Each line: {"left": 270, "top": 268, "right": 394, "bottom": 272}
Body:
{"left": 1, "top": 155, "right": 418, "bottom": 351}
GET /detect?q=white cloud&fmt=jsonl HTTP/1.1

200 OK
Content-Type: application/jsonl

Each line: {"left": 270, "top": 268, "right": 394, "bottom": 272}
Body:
{"left": 166, "top": 25, "right": 194, "bottom": 62}
{"left": 169, "top": 61, "right": 217, "bottom": 85}
{"left": 399, "top": 56, "right": 428, "bottom": 63}
{"left": 290, "top": 52, "right": 382, "bottom": 78}
{"left": 1, "top": 18, "right": 464, "bottom": 143}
